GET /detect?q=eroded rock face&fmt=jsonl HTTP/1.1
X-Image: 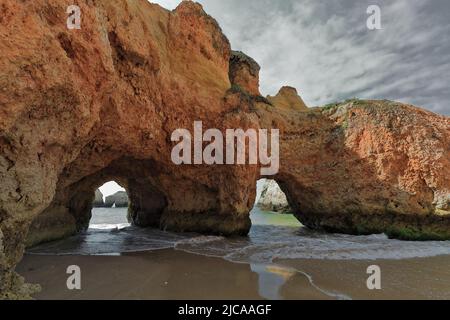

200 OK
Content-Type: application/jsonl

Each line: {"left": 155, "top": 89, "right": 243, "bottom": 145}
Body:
{"left": 258, "top": 99, "right": 450, "bottom": 241}
{"left": 267, "top": 86, "right": 308, "bottom": 111}
{"left": 105, "top": 191, "right": 128, "bottom": 208}
{"left": 0, "top": 0, "right": 259, "bottom": 298}
{"left": 93, "top": 189, "right": 104, "bottom": 208}
{"left": 257, "top": 180, "right": 292, "bottom": 213}
{"left": 229, "top": 51, "right": 261, "bottom": 96}
{"left": 0, "top": 0, "right": 449, "bottom": 298}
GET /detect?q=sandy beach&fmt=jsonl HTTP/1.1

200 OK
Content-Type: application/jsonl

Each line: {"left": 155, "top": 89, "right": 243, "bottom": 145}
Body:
{"left": 16, "top": 249, "right": 327, "bottom": 300}
{"left": 17, "top": 249, "right": 450, "bottom": 300}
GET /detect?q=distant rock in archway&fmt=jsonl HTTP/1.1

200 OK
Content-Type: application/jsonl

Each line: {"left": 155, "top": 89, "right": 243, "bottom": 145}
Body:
{"left": 257, "top": 180, "right": 292, "bottom": 213}
{"left": 105, "top": 191, "right": 129, "bottom": 208}
{"left": 93, "top": 189, "right": 105, "bottom": 208}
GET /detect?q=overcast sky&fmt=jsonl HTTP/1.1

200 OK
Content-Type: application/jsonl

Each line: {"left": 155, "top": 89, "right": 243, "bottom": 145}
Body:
{"left": 151, "top": 0, "right": 449, "bottom": 116}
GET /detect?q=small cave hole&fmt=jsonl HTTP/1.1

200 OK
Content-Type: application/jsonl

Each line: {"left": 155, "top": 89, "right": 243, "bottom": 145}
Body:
{"left": 251, "top": 179, "right": 301, "bottom": 228}
{"left": 90, "top": 181, "right": 130, "bottom": 229}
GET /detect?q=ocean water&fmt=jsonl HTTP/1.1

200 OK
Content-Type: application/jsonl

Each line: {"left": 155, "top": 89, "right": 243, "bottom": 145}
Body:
{"left": 29, "top": 207, "right": 450, "bottom": 262}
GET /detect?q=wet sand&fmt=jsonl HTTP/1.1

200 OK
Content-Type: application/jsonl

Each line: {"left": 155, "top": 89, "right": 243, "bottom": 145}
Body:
{"left": 277, "top": 255, "right": 450, "bottom": 300}
{"left": 17, "top": 249, "right": 329, "bottom": 300}
{"left": 17, "top": 249, "right": 450, "bottom": 300}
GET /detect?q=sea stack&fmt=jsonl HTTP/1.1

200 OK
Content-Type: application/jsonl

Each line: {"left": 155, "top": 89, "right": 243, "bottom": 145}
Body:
{"left": 93, "top": 190, "right": 105, "bottom": 208}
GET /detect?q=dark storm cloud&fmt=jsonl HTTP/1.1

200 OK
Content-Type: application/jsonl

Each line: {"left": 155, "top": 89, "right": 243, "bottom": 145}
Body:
{"left": 154, "top": 0, "right": 450, "bottom": 115}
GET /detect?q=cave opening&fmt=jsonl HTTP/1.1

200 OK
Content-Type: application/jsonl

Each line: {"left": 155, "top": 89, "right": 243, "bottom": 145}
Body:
{"left": 90, "top": 181, "right": 130, "bottom": 229}
{"left": 251, "top": 179, "right": 301, "bottom": 228}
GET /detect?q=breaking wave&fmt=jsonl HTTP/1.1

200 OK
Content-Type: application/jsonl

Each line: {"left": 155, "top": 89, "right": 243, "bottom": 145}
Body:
{"left": 28, "top": 208, "right": 450, "bottom": 263}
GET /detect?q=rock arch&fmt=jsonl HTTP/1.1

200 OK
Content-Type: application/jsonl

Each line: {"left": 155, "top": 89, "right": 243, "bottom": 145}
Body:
{"left": 256, "top": 179, "right": 292, "bottom": 213}
{"left": 0, "top": 0, "right": 448, "bottom": 298}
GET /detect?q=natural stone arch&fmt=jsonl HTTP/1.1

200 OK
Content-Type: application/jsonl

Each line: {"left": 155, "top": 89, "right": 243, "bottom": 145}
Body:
{"left": 26, "top": 151, "right": 258, "bottom": 248}
{"left": 256, "top": 179, "right": 292, "bottom": 214}
{"left": 261, "top": 104, "right": 450, "bottom": 239}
